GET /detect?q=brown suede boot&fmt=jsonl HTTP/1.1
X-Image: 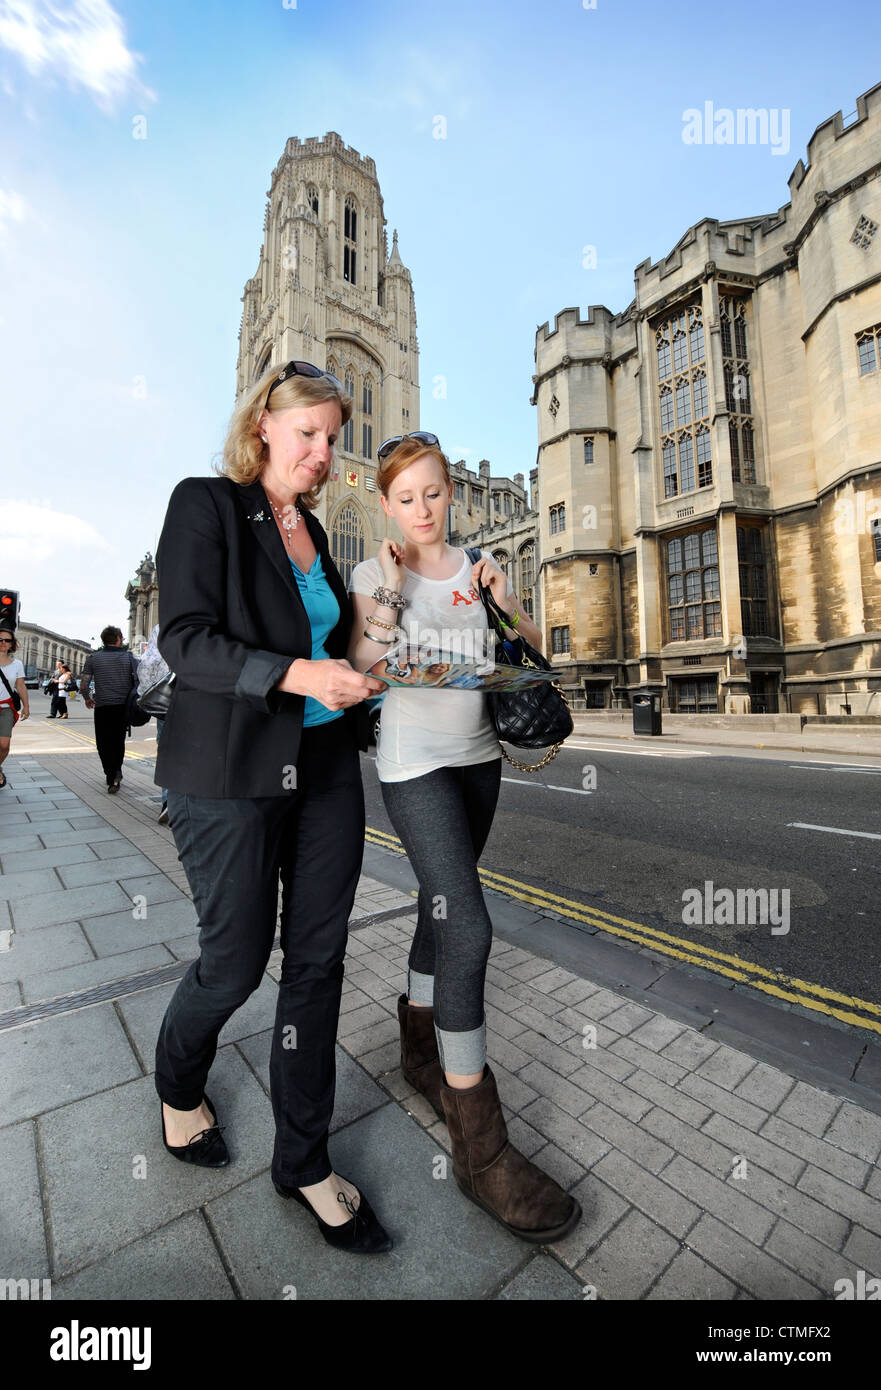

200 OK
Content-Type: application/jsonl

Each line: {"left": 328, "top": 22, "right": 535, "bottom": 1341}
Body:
{"left": 440, "top": 1064, "right": 581, "bottom": 1243}
{"left": 397, "top": 994, "right": 445, "bottom": 1119}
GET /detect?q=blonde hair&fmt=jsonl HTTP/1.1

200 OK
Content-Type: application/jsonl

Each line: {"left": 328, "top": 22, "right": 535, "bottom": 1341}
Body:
{"left": 218, "top": 361, "right": 353, "bottom": 510}
{"left": 377, "top": 436, "right": 452, "bottom": 497}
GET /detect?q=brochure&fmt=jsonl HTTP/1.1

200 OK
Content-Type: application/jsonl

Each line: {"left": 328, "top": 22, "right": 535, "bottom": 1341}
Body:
{"left": 367, "top": 648, "right": 561, "bottom": 692}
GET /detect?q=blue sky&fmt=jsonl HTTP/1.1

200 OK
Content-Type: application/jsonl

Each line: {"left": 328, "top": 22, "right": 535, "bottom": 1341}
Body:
{"left": 0, "top": 0, "right": 878, "bottom": 642}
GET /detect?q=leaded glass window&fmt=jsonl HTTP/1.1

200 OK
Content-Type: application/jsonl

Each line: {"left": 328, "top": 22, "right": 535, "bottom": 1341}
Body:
{"left": 737, "top": 525, "right": 774, "bottom": 637}
{"left": 857, "top": 326, "right": 880, "bottom": 375}
{"left": 655, "top": 304, "right": 711, "bottom": 496}
{"left": 519, "top": 542, "right": 535, "bottom": 618}
{"left": 343, "top": 196, "right": 358, "bottom": 284}
{"left": 331, "top": 503, "right": 364, "bottom": 587}
{"left": 666, "top": 527, "right": 721, "bottom": 640}
{"left": 721, "top": 296, "right": 757, "bottom": 483}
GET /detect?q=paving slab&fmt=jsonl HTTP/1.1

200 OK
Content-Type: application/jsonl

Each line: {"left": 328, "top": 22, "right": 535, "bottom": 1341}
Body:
{"left": 0, "top": 981, "right": 21, "bottom": 1009}
{"left": 116, "top": 973, "right": 282, "bottom": 1071}
{"left": 55, "top": 855, "right": 158, "bottom": 889}
{"left": 12, "top": 882, "right": 135, "bottom": 932}
{"left": 0, "top": 833, "right": 45, "bottom": 853}
{"left": 206, "top": 1101, "right": 525, "bottom": 1300}
{"left": 235, "top": 1030, "right": 389, "bottom": 1133}
{"left": 39, "top": 827, "right": 127, "bottom": 848}
{"left": 496, "top": 1253, "right": 585, "bottom": 1299}
{"left": 0, "top": 868, "right": 65, "bottom": 901}
{"left": 0, "top": 844, "right": 98, "bottom": 875}
{"left": 0, "top": 921, "right": 94, "bottom": 985}
{"left": 81, "top": 899, "right": 198, "bottom": 956}
{"left": 20, "top": 943, "right": 177, "bottom": 1005}
{"left": 39, "top": 1047, "right": 277, "bottom": 1277}
{"left": 1, "top": 1001, "right": 142, "bottom": 1125}
{"left": 51, "top": 1212, "right": 236, "bottom": 1300}
{"left": 0, "top": 1119, "right": 49, "bottom": 1277}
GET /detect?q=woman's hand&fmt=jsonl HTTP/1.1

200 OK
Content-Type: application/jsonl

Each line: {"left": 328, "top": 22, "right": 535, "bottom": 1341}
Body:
{"left": 378, "top": 538, "right": 406, "bottom": 590}
{"left": 277, "top": 657, "right": 384, "bottom": 709}
{"left": 470, "top": 553, "right": 509, "bottom": 607}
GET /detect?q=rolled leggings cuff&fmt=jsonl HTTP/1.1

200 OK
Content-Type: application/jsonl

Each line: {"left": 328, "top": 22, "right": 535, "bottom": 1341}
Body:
{"left": 435, "top": 1017, "right": 487, "bottom": 1077}
{"left": 407, "top": 969, "right": 435, "bottom": 1007}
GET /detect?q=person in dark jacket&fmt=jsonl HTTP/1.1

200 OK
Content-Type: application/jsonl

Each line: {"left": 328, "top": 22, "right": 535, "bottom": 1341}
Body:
{"left": 80, "top": 629, "right": 140, "bottom": 792}
{"left": 153, "top": 360, "right": 389, "bottom": 1255}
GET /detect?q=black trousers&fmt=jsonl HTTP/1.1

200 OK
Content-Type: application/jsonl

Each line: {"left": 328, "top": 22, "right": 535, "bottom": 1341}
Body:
{"left": 93, "top": 703, "right": 128, "bottom": 780}
{"left": 154, "top": 720, "right": 365, "bottom": 1187}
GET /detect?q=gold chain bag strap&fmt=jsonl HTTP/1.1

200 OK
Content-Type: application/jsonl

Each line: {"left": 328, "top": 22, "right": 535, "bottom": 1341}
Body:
{"left": 466, "top": 550, "right": 573, "bottom": 773}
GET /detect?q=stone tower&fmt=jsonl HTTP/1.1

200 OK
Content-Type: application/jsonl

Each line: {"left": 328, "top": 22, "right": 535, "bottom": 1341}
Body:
{"left": 236, "top": 133, "right": 419, "bottom": 580}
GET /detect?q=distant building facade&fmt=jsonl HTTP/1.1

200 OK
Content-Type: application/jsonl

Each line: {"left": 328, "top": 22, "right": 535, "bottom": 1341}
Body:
{"left": 15, "top": 623, "right": 91, "bottom": 679}
{"left": 533, "top": 83, "right": 881, "bottom": 714}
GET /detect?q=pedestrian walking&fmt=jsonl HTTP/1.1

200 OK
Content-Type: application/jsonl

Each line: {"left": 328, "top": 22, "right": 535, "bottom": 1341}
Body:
{"left": 79, "top": 626, "right": 140, "bottom": 793}
{"left": 45, "top": 658, "right": 65, "bottom": 718}
{"left": 55, "top": 663, "right": 72, "bottom": 718}
{"left": 153, "top": 358, "right": 389, "bottom": 1254}
{"left": 0, "top": 625, "right": 29, "bottom": 788}
{"left": 348, "top": 433, "right": 582, "bottom": 1244}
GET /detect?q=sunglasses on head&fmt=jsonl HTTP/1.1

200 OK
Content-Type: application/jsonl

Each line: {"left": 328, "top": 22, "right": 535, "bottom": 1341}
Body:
{"left": 377, "top": 432, "right": 440, "bottom": 462}
{"left": 265, "top": 360, "right": 343, "bottom": 405}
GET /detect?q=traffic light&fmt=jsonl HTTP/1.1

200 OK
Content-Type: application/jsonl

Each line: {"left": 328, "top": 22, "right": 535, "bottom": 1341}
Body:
{"left": 0, "top": 589, "right": 19, "bottom": 629}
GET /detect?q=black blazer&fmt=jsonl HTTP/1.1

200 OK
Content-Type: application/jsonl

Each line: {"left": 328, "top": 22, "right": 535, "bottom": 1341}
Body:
{"left": 154, "top": 475, "right": 368, "bottom": 798}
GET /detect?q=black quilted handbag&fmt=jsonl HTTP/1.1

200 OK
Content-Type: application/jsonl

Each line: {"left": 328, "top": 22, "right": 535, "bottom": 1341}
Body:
{"left": 474, "top": 574, "right": 573, "bottom": 772}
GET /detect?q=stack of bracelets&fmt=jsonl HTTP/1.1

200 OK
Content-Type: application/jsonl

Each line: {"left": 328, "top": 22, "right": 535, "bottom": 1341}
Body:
{"left": 364, "top": 585, "right": 406, "bottom": 644}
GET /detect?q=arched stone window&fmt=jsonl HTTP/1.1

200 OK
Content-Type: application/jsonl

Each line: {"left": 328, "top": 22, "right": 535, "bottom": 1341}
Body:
{"left": 362, "top": 374, "right": 374, "bottom": 459}
{"left": 518, "top": 542, "right": 535, "bottom": 618}
{"left": 331, "top": 503, "right": 365, "bottom": 587}
{"left": 256, "top": 347, "right": 273, "bottom": 382}
{"left": 344, "top": 196, "right": 358, "bottom": 285}
{"left": 492, "top": 550, "right": 509, "bottom": 575}
{"left": 307, "top": 185, "right": 319, "bottom": 216}
{"left": 343, "top": 369, "right": 356, "bottom": 452}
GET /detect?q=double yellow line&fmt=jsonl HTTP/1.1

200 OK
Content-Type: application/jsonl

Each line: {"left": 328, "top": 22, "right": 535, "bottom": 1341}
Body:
{"left": 365, "top": 826, "right": 881, "bottom": 1036}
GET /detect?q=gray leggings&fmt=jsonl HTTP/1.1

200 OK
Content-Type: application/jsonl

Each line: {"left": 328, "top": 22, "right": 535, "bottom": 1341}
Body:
{"left": 380, "top": 757, "right": 502, "bottom": 1075}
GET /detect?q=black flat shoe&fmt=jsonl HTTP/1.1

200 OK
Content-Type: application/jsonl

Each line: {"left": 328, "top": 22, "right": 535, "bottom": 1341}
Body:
{"left": 274, "top": 1177, "right": 393, "bottom": 1253}
{"left": 161, "top": 1093, "right": 229, "bottom": 1168}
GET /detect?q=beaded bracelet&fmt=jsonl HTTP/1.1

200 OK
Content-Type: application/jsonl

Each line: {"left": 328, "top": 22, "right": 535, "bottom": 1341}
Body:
{"left": 366, "top": 613, "right": 398, "bottom": 631}
{"left": 363, "top": 629, "right": 396, "bottom": 645}
{"left": 372, "top": 586, "right": 406, "bottom": 611}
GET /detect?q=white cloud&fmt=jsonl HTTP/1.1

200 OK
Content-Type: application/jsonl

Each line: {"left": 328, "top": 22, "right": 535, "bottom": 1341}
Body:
{"left": 0, "top": 188, "right": 26, "bottom": 230}
{"left": 1, "top": 499, "right": 111, "bottom": 564}
{"left": 0, "top": 0, "right": 154, "bottom": 109}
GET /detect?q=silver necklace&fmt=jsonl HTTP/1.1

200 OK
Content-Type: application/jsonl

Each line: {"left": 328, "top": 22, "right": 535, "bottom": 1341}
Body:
{"left": 266, "top": 495, "right": 301, "bottom": 543}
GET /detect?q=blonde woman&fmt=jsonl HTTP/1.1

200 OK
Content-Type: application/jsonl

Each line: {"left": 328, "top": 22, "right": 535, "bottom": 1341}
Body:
{"left": 154, "top": 361, "right": 389, "bottom": 1254}
{"left": 348, "top": 434, "right": 581, "bottom": 1244}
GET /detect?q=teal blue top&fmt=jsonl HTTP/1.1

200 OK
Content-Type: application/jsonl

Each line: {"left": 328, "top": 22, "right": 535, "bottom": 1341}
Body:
{"left": 290, "top": 554, "right": 344, "bottom": 727}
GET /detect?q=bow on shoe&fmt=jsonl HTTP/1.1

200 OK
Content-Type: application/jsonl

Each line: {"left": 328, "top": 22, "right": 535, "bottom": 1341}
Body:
{"left": 186, "top": 1121, "right": 226, "bottom": 1150}
{"left": 338, "top": 1189, "right": 360, "bottom": 1219}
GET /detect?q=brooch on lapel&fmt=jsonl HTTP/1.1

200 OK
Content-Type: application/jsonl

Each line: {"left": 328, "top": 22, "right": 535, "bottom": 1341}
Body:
{"left": 250, "top": 510, "right": 266, "bottom": 522}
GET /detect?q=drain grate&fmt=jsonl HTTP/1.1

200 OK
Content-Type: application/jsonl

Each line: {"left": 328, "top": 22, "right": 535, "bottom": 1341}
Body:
{"left": 0, "top": 903, "right": 415, "bottom": 1033}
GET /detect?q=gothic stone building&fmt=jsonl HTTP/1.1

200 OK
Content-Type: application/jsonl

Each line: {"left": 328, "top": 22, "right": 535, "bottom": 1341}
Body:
{"left": 236, "top": 132, "right": 420, "bottom": 585}
{"left": 534, "top": 82, "right": 881, "bottom": 715}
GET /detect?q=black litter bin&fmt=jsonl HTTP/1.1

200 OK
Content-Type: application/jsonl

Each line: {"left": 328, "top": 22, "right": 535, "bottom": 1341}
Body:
{"left": 632, "top": 693, "right": 662, "bottom": 736}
